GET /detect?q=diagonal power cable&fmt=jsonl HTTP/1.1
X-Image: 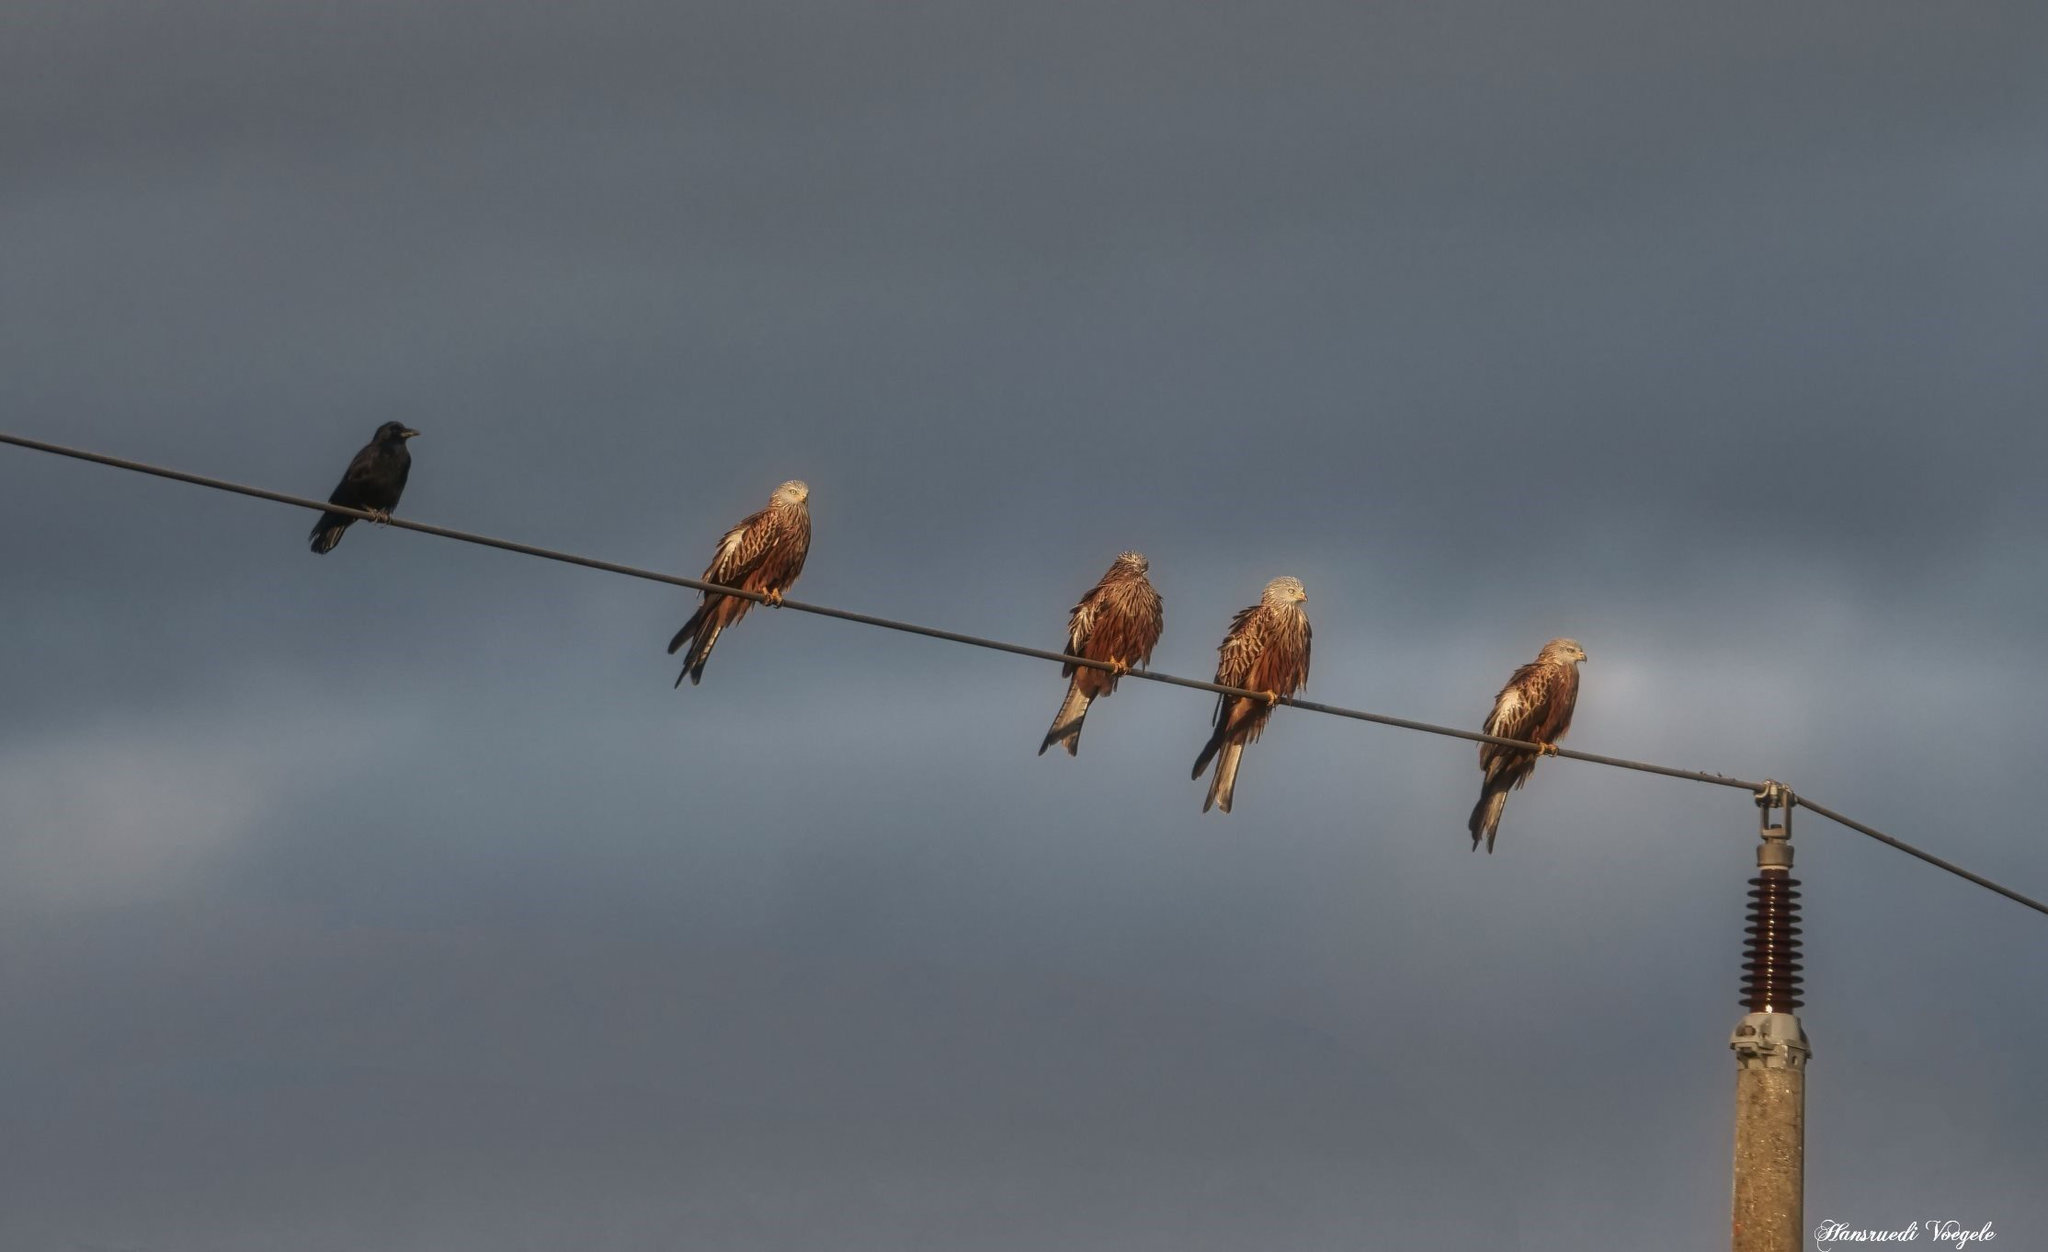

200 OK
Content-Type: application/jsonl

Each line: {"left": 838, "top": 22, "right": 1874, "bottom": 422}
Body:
{"left": 1790, "top": 794, "right": 2046, "bottom": 916}
{"left": 2, "top": 429, "right": 2042, "bottom": 918}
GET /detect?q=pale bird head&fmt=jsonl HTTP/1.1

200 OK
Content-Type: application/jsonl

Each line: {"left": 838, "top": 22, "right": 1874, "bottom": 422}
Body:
{"left": 771, "top": 480, "right": 810, "bottom": 506}
{"left": 1112, "top": 550, "right": 1149, "bottom": 574}
{"left": 1542, "top": 637, "right": 1587, "bottom": 664}
{"left": 1262, "top": 576, "right": 1308, "bottom": 607}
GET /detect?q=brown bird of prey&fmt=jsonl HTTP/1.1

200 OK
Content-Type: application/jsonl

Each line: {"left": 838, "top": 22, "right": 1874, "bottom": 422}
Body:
{"left": 1191, "top": 576, "right": 1311, "bottom": 813}
{"left": 666, "top": 480, "right": 811, "bottom": 687}
{"left": 1468, "top": 637, "right": 1586, "bottom": 852}
{"left": 1039, "top": 551, "right": 1164, "bottom": 756}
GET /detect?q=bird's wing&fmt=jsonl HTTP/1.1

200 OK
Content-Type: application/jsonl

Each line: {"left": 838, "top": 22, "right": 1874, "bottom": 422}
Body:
{"left": 342, "top": 442, "right": 384, "bottom": 482}
{"left": 1480, "top": 660, "right": 1558, "bottom": 777}
{"left": 325, "top": 441, "right": 383, "bottom": 505}
{"left": 1213, "top": 604, "right": 1263, "bottom": 684}
{"left": 703, "top": 506, "right": 779, "bottom": 587}
{"left": 1208, "top": 604, "right": 1266, "bottom": 728}
{"left": 1125, "top": 580, "right": 1165, "bottom": 667}
{"left": 1060, "top": 591, "right": 1100, "bottom": 678}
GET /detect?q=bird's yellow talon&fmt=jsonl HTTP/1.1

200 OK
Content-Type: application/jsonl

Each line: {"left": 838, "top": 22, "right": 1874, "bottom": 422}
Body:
{"left": 1538, "top": 741, "right": 1559, "bottom": 756}
{"left": 765, "top": 590, "right": 784, "bottom": 607}
{"left": 1110, "top": 658, "right": 1131, "bottom": 677}
{"left": 1263, "top": 689, "right": 1282, "bottom": 705}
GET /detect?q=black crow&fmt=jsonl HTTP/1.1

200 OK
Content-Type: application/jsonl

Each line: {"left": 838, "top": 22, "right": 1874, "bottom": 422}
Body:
{"left": 309, "top": 421, "right": 419, "bottom": 554}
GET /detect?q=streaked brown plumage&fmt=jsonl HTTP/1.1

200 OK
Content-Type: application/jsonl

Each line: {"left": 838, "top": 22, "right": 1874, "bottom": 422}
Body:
{"left": 1039, "top": 551, "right": 1164, "bottom": 756}
{"left": 1468, "top": 637, "right": 1586, "bottom": 852}
{"left": 1191, "top": 576, "right": 1311, "bottom": 813}
{"left": 666, "top": 480, "right": 811, "bottom": 686}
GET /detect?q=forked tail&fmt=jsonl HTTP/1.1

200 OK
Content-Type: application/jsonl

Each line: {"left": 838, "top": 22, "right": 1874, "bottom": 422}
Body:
{"left": 1202, "top": 741, "right": 1243, "bottom": 814}
{"left": 1468, "top": 784, "right": 1510, "bottom": 853}
{"left": 1039, "top": 679, "right": 1093, "bottom": 756}
{"left": 667, "top": 603, "right": 721, "bottom": 687}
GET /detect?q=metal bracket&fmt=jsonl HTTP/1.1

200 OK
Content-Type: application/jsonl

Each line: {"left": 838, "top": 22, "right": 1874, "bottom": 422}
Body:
{"left": 1754, "top": 780, "right": 1794, "bottom": 871}
{"left": 1730, "top": 1010, "right": 1811, "bottom": 1068}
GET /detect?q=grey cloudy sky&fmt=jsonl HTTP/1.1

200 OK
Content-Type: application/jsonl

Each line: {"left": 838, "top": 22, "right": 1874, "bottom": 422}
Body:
{"left": 3, "top": 2, "right": 2046, "bottom": 1248}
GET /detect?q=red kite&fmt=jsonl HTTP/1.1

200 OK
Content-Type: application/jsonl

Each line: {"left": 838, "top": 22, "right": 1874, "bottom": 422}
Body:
{"left": 1039, "top": 551, "right": 1164, "bottom": 756}
{"left": 1191, "top": 576, "right": 1311, "bottom": 813}
{"left": 667, "top": 480, "right": 811, "bottom": 686}
{"left": 1469, "top": 637, "right": 1585, "bottom": 852}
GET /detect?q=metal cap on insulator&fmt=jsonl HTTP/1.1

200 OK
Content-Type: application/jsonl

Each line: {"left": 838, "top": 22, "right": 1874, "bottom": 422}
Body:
{"left": 1755, "top": 780, "right": 1793, "bottom": 871}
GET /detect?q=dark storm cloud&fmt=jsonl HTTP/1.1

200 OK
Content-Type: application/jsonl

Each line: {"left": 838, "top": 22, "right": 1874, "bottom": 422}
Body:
{"left": 3, "top": 2, "right": 2046, "bottom": 1248}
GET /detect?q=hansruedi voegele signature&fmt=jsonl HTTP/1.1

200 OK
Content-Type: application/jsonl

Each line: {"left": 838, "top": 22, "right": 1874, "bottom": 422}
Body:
{"left": 1813, "top": 1218, "right": 1996, "bottom": 1250}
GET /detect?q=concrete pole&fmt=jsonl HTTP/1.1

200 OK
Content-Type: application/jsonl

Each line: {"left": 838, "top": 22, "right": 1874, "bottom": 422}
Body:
{"left": 1730, "top": 783, "right": 1810, "bottom": 1252}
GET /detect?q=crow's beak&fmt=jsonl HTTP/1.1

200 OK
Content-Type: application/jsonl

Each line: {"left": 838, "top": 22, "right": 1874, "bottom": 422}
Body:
{"left": 401, "top": 429, "right": 421, "bottom": 440}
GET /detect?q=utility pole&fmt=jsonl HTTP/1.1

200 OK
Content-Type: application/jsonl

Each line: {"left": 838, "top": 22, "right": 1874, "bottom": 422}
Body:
{"left": 1730, "top": 782, "right": 1810, "bottom": 1252}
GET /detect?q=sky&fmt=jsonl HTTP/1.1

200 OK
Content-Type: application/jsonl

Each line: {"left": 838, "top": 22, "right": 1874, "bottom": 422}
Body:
{"left": 3, "top": 2, "right": 2046, "bottom": 1249}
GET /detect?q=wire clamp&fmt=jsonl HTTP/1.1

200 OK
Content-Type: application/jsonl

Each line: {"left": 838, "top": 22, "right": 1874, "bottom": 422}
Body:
{"left": 1754, "top": 780, "right": 1793, "bottom": 870}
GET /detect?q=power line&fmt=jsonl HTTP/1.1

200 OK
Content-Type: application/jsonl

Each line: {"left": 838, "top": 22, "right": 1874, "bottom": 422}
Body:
{"left": 1792, "top": 794, "right": 2047, "bottom": 916}
{"left": 1, "top": 430, "right": 1752, "bottom": 782}
{"left": 3, "top": 429, "right": 2042, "bottom": 918}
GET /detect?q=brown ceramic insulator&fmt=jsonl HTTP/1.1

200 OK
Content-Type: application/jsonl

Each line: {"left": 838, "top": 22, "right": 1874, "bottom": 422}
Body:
{"left": 1740, "top": 871, "right": 1804, "bottom": 1013}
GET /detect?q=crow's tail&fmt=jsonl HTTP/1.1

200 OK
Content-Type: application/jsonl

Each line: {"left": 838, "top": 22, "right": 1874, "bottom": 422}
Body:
{"left": 308, "top": 513, "right": 352, "bottom": 554}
